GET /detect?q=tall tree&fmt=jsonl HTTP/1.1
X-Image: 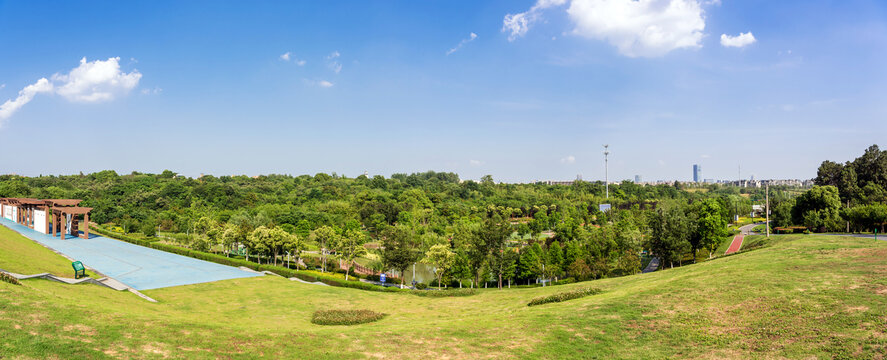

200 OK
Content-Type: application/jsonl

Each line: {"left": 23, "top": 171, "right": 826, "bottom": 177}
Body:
{"left": 480, "top": 214, "right": 512, "bottom": 289}
{"left": 313, "top": 225, "right": 340, "bottom": 273}
{"left": 336, "top": 228, "right": 369, "bottom": 281}
{"left": 424, "top": 244, "right": 456, "bottom": 290}
{"left": 381, "top": 226, "right": 418, "bottom": 288}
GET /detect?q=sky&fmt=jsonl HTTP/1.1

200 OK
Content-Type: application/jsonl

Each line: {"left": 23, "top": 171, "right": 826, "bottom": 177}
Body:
{"left": 1, "top": 0, "right": 886, "bottom": 183}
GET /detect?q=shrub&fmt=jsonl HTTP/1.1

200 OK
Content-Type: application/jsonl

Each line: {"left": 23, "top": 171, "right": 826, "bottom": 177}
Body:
{"left": 553, "top": 277, "right": 576, "bottom": 286}
{"left": 311, "top": 309, "right": 387, "bottom": 325}
{"left": 414, "top": 282, "right": 428, "bottom": 290}
{"left": 527, "top": 287, "right": 602, "bottom": 306}
{"left": 410, "top": 288, "right": 476, "bottom": 297}
{"left": 0, "top": 272, "right": 21, "bottom": 285}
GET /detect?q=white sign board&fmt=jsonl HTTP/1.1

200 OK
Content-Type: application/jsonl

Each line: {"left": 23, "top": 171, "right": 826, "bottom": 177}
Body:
{"left": 33, "top": 210, "right": 47, "bottom": 234}
{"left": 598, "top": 204, "right": 612, "bottom": 212}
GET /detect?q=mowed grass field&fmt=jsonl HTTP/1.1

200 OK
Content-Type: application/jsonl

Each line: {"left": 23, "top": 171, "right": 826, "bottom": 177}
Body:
{"left": 1, "top": 228, "right": 886, "bottom": 359}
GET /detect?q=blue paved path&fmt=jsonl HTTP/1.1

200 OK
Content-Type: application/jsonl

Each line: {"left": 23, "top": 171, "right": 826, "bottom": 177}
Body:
{"left": 0, "top": 217, "right": 261, "bottom": 290}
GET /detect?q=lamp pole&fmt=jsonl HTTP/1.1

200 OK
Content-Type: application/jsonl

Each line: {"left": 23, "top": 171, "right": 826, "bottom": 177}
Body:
{"left": 766, "top": 182, "right": 770, "bottom": 238}
{"left": 604, "top": 145, "right": 610, "bottom": 199}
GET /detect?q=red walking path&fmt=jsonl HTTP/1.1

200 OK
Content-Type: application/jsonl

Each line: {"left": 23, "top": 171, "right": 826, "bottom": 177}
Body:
{"left": 725, "top": 234, "right": 744, "bottom": 255}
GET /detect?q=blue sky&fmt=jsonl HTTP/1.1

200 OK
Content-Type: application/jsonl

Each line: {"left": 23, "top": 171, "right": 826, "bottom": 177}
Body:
{"left": 1, "top": 0, "right": 886, "bottom": 182}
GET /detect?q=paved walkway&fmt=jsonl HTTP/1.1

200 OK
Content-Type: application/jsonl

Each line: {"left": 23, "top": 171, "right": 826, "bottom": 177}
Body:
{"left": 725, "top": 223, "right": 761, "bottom": 255}
{"left": 0, "top": 218, "right": 261, "bottom": 290}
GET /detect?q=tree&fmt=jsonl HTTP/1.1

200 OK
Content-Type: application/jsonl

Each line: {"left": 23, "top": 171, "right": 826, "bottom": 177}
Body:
{"left": 480, "top": 214, "right": 512, "bottom": 289}
{"left": 247, "top": 226, "right": 272, "bottom": 264}
{"left": 692, "top": 199, "right": 728, "bottom": 259}
{"left": 314, "top": 225, "right": 340, "bottom": 273}
{"left": 518, "top": 243, "right": 543, "bottom": 285}
{"left": 381, "top": 226, "right": 418, "bottom": 288}
{"left": 336, "top": 229, "right": 369, "bottom": 281}
{"left": 546, "top": 242, "right": 564, "bottom": 280}
{"left": 282, "top": 232, "right": 306, "bottom": 269}
{"left": 424, "top": 244, "right": 456, "bottom": 290}
{"left": 792, "top": 185, "right": 842, "bottom": 232}
{"left": 220, "top": 224, "right": 240, "bottom": 258}
{"left": 647, "top": 203, "right": 693, "bottom": 268}
{"left": 266, "top": 227, "right": 292, "bottom": 266}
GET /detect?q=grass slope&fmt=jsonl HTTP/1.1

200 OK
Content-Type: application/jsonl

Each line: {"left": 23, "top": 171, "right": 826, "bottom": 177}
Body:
{"left": 1, "top": 233, "right": 886, "bottom": 359}
{"left": 0, "top": 225, "right": 95, "bottom": 278}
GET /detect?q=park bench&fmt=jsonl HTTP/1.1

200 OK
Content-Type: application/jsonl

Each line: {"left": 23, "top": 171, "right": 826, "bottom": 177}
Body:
{"left": 72, "top": 261, "right": 86, "bottom": 279}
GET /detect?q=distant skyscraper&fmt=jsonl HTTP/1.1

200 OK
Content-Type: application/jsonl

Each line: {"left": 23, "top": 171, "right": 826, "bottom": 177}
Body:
{"left": 634, "top": 175, "right": 641, "bottom": 183}
{"left": 693, "top": 164, "right": 702, "bottom": 182}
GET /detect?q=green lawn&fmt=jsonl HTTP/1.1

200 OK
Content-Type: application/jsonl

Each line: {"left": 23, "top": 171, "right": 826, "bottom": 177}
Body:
{"left": 2, "top": 232, "right": 886, "bottom": 359}
{"left": 0, "top": 225, "right": 95, "bottom": 278}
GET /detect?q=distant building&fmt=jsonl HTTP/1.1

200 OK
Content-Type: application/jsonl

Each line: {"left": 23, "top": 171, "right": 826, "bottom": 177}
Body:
{"left": 634, "top": 175, "right": 642, "bottom": 183}
{"left": 693, "top": 164, "right": 702, "bottom": 182}
{"left": 704, "top": 178, "right": 715, "bottom": 183}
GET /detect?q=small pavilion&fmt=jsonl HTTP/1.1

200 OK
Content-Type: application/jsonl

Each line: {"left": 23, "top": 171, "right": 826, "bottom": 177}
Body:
{"left": 51, "top": 205, "right": 93, "bottom": 240}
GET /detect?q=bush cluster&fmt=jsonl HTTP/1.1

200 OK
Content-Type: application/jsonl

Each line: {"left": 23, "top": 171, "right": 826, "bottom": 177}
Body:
{"left": 527, "top": 287, "right": 602, "bottom": 307}
{"left": 410, "top": 288, "right": 476, "bottom": 297}
{"left": 553, "top": 277, "right": 576, "bottom": 286}
{"left": 311, "top": 309, "right": 387, "bottom": 325}
{"left": 0, "top": 272, "right": 21, "bottom": 285}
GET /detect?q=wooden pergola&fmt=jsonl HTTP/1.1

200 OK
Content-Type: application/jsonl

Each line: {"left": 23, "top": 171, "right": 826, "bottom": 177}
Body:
{"left": 10, "top": 198, "right": 49, "bottom": 230}
{"left": 52, "top": 206, "right": 93, "bottom": 240}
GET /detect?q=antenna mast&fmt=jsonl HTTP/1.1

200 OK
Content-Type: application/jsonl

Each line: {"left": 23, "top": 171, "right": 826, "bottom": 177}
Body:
{"left": 604, "top": 144, "right": 610, "bottom": 199}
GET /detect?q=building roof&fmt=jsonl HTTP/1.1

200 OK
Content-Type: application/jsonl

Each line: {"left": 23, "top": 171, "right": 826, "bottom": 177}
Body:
{"left": 45, "top": 199, "right": 83, "bottom": 206}
{"left": 52, "top": 206, "right": 93, "bottom": 215}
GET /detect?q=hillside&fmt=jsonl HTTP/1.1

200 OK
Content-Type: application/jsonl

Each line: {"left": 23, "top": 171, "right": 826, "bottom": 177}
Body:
{"left": 1, "top": 230, "right": 885, "bottom": 359}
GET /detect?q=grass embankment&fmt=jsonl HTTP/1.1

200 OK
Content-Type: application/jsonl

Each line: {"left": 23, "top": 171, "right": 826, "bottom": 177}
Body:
{"left": 2, "top": 232, "right": 886, "bottom": 358}
{"left": 0, "top": 225, "right": 95, "bottom": 278}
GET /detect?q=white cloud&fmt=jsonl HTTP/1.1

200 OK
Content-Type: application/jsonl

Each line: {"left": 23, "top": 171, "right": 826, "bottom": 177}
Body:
{"left": 503, "top": 0, "right": 567, "bottom": 41}
{"left": 504, "top": 0, "right": 706, "bottom": 57}
{"left": 0, "top": 57, "right": 141, "bottom": 125}
{"left": 0, "top": 84, "right": 5, "bottom": 90}
{"left": 304, "top": 79, "right": 334, "bottom": 88}
{"left": 0, "top": 78, "right": 53, "bottom": 124}
{"left": 720, "top": 31, "right": 756, "bottom": 48}
{"left": 280, "top": 52, "right": 306, "bottom": 65}
{"left": 469, "top": 159, "right": 484, "bottom": 167}
{"left": 326, "top": 51, "right": 342, "bottom": 74}
{"left": 560, "top": 155, "right": 576, "bottom": 164}
{"left": 700, "top": 154, "right": 711, "bottom": 158}
{"left": 141, "top": 87, "right": 162, "bottom": 95}
{"left": 52, "top": 57, "right": 142, "bottom": 103}
{"left": 447, "top": 32, "right": 479, "bottom": 55}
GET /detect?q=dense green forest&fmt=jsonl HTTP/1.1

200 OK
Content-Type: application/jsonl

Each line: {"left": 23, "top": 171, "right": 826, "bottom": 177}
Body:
{"left": 0, "top": 165, "right": 779, "bottom": 287}
{"left": 772, "top": 144, "right": 887, "bottom": 233}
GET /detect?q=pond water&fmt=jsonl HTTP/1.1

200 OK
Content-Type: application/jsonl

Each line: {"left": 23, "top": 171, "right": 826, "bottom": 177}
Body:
{"left": 388, "top": 263, "right": 436, "bottom": 284}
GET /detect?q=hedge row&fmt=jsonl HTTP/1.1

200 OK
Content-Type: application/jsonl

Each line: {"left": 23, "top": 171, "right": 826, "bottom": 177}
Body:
{"left": 527, "top": 287, "right": 602, "bottom": 306}
{"left": 410, "top": 288, "right": 476, "bottom": 297}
